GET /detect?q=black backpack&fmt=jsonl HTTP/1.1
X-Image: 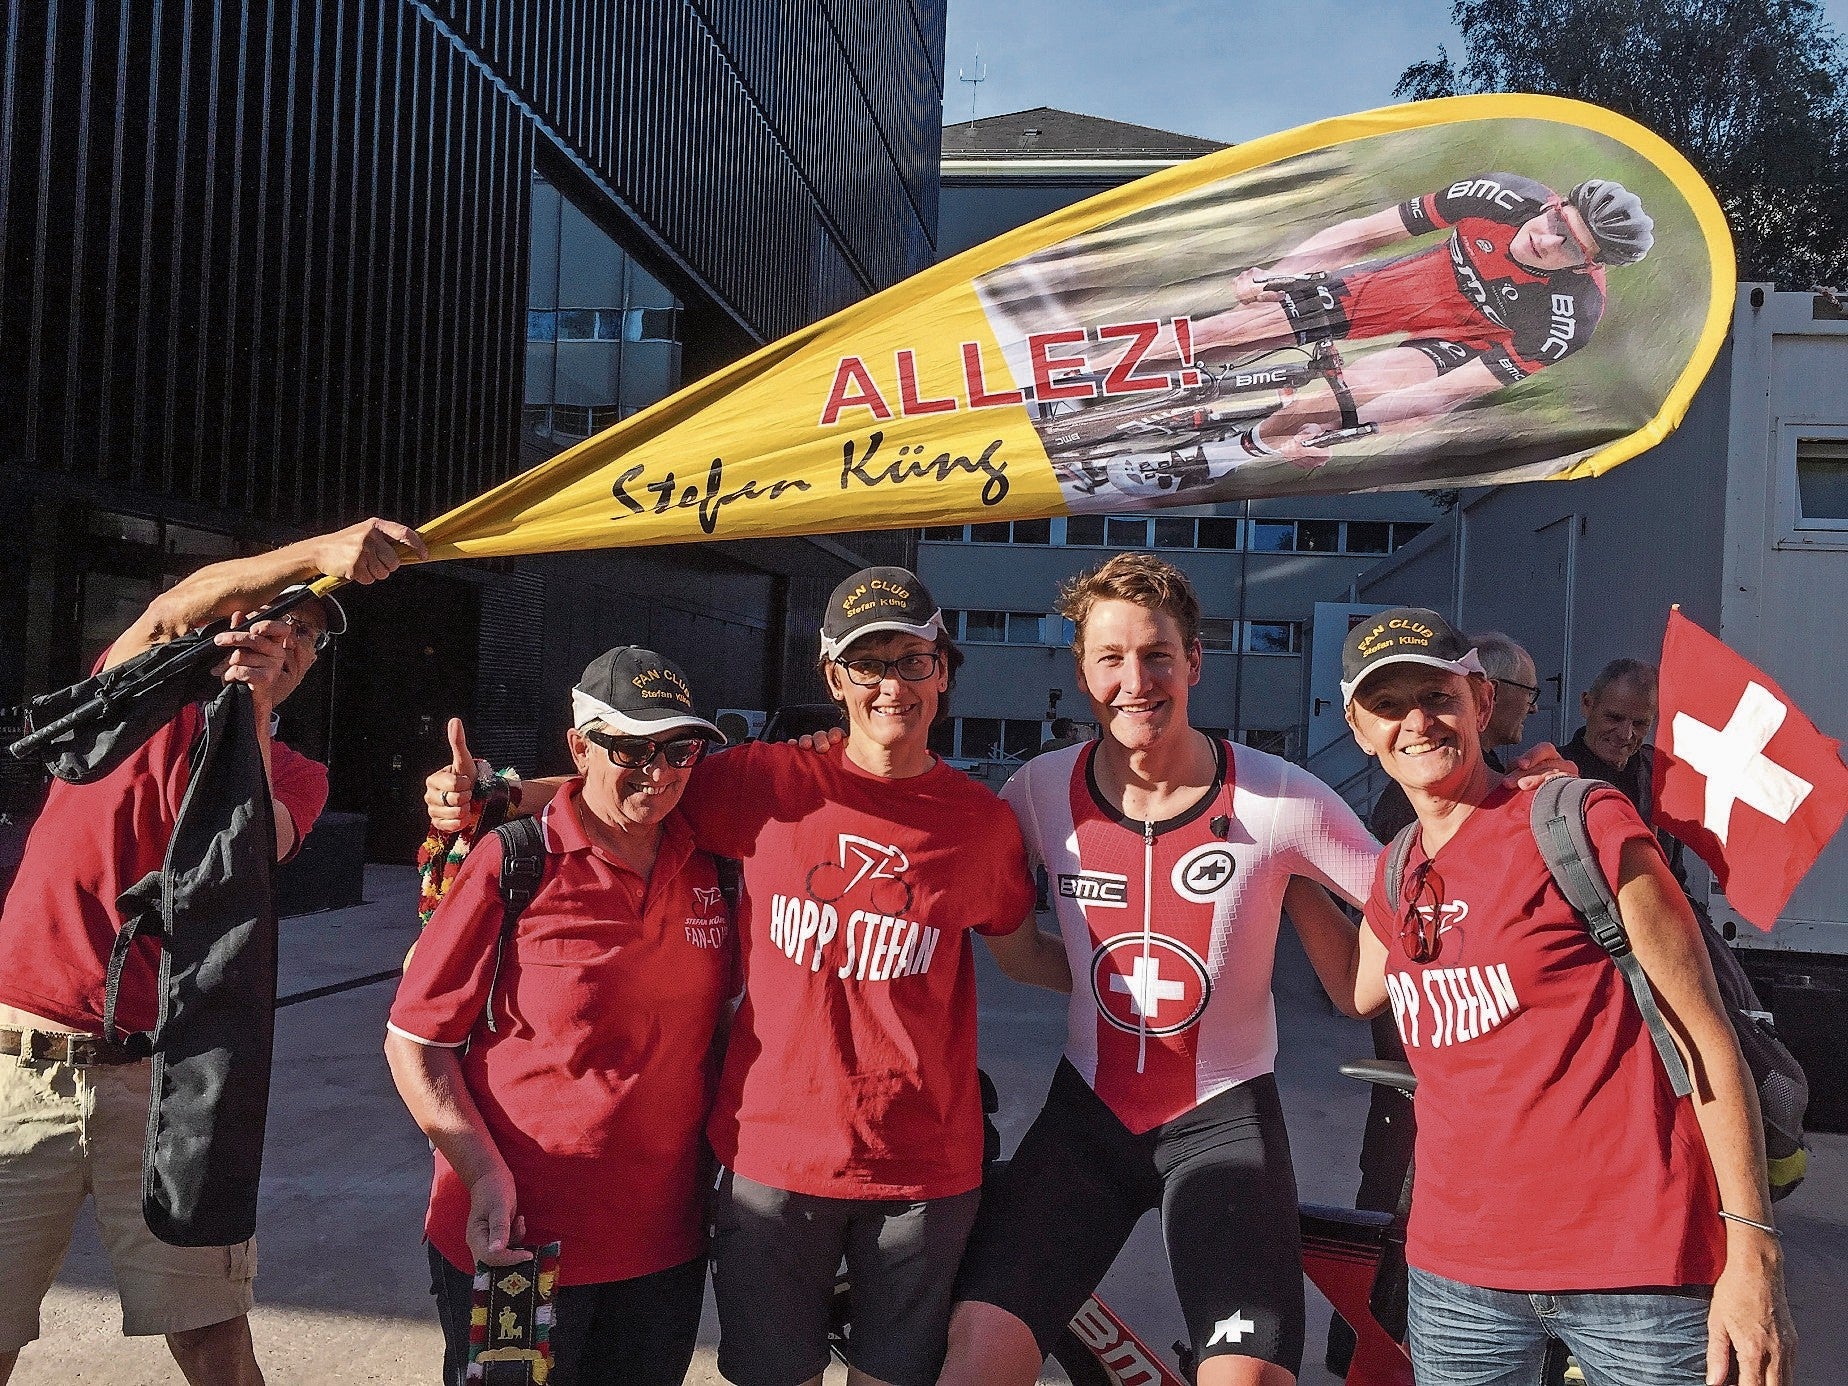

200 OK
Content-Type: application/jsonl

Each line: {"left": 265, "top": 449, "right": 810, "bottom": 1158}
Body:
{"left": 480, "top": 816, "right": 547, "bottom": 1035}
{"left": 1385, "top": 777, "right": 1809, "bottom": 1201}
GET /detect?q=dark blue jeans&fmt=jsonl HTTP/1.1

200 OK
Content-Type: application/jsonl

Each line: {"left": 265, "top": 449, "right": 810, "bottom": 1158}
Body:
{"left": 428, "top": 1242, "right": 705, "bottom": 1386}
{"left": 1408, "top": 1266, "right": 1710, "bottom": 1385}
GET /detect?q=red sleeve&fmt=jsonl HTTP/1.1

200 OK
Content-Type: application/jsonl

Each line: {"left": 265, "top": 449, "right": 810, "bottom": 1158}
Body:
{"left": 269, "top": 742, "right": 330, "bottom": 861}
{"left": 1583, "top": 785, "right": 1663, "bottom": 888}
{"left": 974, "top": 801, "right": 1035, "bottom": 937}
{"left": 388, "top": 836, "right": 507, "bottom": 1047}
{"left": 676, "top": 742, "right": 774, "bottom": 859}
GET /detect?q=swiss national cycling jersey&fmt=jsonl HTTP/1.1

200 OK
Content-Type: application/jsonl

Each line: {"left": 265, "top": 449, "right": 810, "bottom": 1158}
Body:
{"left": 1389, "top": 171, "right": 1608, "bottom": 378}
{"left": 1001, "top": 739, "right": 1379, "bottom": 1133}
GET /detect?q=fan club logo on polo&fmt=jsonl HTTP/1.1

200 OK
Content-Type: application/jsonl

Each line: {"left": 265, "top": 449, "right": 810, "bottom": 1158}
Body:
{"left": 764, "top": 834, "right": 943, "bottom": 982}
{"left": 685, "top": 886, "right": 728, "bottom": 949}
{"left": 1090, "top": 934, "right": 1212, "bottom": 1037}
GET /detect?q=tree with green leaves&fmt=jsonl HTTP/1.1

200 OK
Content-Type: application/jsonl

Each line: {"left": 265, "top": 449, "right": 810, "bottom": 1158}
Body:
{"left": 1398, "top": 0, "right": 1848, "bottom": 288}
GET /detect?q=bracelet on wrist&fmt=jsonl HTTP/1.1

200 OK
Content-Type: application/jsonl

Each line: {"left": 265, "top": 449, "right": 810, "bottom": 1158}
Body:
{"left": 1717, "top": 1210, "right": 1781, "bottom": 1239}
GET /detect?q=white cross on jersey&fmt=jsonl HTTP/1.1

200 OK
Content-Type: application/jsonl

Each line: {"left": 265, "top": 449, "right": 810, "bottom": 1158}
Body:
{"left": 1671, "top": 682, "right": 1815, "bottom": 845}
{"left": 1110, "top": 955, "right": 1187, "bottom": 1019}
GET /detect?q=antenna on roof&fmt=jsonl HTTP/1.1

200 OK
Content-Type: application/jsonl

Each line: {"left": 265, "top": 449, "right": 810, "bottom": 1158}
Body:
{"left": 957, "top": 53, "right": 987, "bottom": 125}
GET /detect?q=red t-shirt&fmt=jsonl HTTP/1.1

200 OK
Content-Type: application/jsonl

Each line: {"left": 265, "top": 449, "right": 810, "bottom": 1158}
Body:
{"left": 1363, "top": 785, "right": 1725, "bottom": 1291}
{"left": 681, "top": 741, "right": 1035, "bottom": 1200}
{"left": 389, "top": 783, "right": 734, "bottom": 1285}
{"left": 0, "top": 699, "right": 328, "bottom": 1034}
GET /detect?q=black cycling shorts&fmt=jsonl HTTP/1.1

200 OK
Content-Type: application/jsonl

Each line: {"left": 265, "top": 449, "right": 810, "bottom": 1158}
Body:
{"left": 954, "top": 1059, "right": 1304, "bottom": 1373}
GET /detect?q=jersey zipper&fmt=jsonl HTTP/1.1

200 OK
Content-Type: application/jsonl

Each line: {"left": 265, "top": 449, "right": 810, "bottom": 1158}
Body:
{"left": 1138, "top": 815, "right": 1154, "bottom": 1074}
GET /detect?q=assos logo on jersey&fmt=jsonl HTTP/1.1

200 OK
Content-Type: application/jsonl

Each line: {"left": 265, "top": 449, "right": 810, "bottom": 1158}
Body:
{"left": 1171, "top": 844, "right": 1236, "bottom": 903}
{"left": 1091, "top": 934, "right": 1211, "bottom": 1037}
{"left": 1060, "top": 870, "right": 1129, "bottom": 907}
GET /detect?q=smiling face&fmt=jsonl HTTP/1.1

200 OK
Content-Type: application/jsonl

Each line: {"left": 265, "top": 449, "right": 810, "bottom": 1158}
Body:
{"left": 1346, "top": 665, "right": 1492, "bottom": 799}
{"left": 1074, "top": 598, "right": 1202, "bottom": 754}
{"left": 1580, "top": 675, "right": 1657, "bottom": 770}
{"left": 569, "top": 723, "right": 694, "bottom": 834}
{"left": 824, "top": 630, "right": 947, "bottom": 758}
{"left": 1509, "top": 200, "right": 1599, "bottom": 272}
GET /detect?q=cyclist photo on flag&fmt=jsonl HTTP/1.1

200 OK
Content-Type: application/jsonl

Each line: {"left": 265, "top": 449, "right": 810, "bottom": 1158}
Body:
{"left": 972, "top": 117, "right": 1719, "bottom": 511}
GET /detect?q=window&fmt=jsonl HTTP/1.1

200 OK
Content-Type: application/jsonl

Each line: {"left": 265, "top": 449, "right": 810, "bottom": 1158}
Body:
{"left": 963, "top": 611, "right": 1006, "bottom": 642}
{"left": 1796, "top": 437, "right": 1848, "bottom": 521}
{"left": 954, "top": 718, "right": 1044, "bottom": 760}
{"left": 920, "top": 525, "right": 965, "bottom": 541}
{"left": 940, "top": 609, "right": 962, "bottom": 638}
{"left": 1296, "top": 519, "right": 1341, "bottom": 553}
{"left": 1243, "top": 728, "right": 1295, "bottom": 758}
{"left": 1154, "top": 516, "right": 1196, "bottom": 549}
{"left": 1249, "top": 520, "right": 1295, "bottom": 552}
{"left": 557, "top": 309, "right": 599, "bottom": 341}
{"left": 1196, "top": 517, "right": 1242, "bottom": 550}
{"left": 1391, "top": 522, "right": 1430, "bottom": 550}
{"left": 1244, "top": 621, "right": 1301, "bottom": 654}
{"left": 625, "top": 306, "right": 679, "bottom": 342}
{"left": 960, "top": 717, "right": 1002, "bottom": 759}
{"left": 1106, "top": 516, "right": 1151, "bottom": 548}
{"left": 1346, "top": 521, "right": 1392, "bottom": 554}
{"left": 1005, "top": 613, "right": 1045, "bottom": 644}
{"left": 1064, "top": 516, "right": 1107, "bottom": 546}
{"left": 526, "top": 310, "right": 557, "bottom": 341}
{"left": 1012, "top": 518, "right": 1052, "bottom": 545}
{"left": 970, "top": 522, "right": 1012, "bottom": 544}
{"left": 1198, "top": 618, "right": 1236, "bottom": 651}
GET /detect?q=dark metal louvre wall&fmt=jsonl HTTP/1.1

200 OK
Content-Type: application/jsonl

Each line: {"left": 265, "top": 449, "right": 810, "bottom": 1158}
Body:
{"left": 430, "top": 0, "right": 944, "bottom": 338}
{"left": 0, "top": 0, "right": 532, "bottom": 531}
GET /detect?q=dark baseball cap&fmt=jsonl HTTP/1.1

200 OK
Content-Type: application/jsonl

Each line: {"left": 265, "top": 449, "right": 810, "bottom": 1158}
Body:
{"left": 819, "top": 566, "right": 946, "bottom": 660}
{"left": 1340, "top": 607, "right": 1484, "bottom": 705}
{"left": 571, "top": 646, "right": 726, "bottom": 741}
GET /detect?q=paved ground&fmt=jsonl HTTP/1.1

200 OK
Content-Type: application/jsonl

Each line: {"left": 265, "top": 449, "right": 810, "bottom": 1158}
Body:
{"left": 18, "top": 865, "right": 1847, "bottom": 1384}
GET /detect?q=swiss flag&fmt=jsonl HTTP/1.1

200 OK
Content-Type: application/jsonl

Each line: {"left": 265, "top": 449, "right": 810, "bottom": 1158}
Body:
{"left": 1653, "top": 610, "right": 1848, "bottom": 930}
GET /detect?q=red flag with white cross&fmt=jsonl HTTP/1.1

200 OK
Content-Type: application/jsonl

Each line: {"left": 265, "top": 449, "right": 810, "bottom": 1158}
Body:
{"left": 1653, "top": 610, "right": 1848, "bottom": 930}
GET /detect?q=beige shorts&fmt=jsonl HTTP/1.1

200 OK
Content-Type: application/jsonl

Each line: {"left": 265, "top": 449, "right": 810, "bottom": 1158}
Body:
{"left": 0, "top": 1043, "right": 257, "bottom": 1350}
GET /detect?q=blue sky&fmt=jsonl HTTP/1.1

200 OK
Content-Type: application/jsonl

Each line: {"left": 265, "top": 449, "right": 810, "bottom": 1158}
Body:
{"left": 942, "top": 0, "right": 1848, "bottom": 142}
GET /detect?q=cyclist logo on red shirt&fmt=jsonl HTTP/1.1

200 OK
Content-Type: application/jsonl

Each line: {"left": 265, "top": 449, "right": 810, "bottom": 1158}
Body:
{"left": 807, "top": 833, "right": 913, "bottom": 915}
{"left": 1091, "top": 934, "right": 1212, "bottom": 1037}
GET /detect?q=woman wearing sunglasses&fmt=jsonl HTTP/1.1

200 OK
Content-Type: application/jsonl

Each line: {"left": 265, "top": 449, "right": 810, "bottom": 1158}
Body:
{"left": 1339, "top": 610, "right": 1793, "bottom": 1386}
{"left": 421, "top": 568, "right": 1065, "bottom": 1386}
{"left": 387, "top": 647, "right": 734, "bottom": 1386}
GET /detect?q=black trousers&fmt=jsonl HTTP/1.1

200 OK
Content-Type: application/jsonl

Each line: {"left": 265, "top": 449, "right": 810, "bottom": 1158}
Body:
{"left": 428, "top": 1242, "right": 706, "bottom": 1386}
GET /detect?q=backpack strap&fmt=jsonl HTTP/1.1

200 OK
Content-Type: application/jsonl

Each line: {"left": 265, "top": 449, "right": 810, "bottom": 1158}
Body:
{"left": 1530, "top": 778, "right": 1693, "bottom": 1098}
{"left": 485, "top": 815, "right": 546, "bottom": 1035}
{"left": 1383, "top": 821, "right": 1420, "bottom": 913}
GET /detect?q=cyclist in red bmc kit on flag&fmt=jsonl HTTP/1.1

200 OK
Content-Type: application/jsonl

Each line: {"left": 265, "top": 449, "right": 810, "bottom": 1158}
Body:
{"left": 1181, "top": 172, "right": 1653, "bottom": 469}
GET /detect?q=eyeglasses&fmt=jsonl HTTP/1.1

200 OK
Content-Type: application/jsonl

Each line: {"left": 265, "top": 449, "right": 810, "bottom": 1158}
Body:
{"left": 832, "top": 651, "right": 942, "bottom": 686}
{"left": 1494, "top": 677, "right": 1541, "bottom": 712}
{"left": 1399, "top": 860, "right": 1447, "bottom": 964}
{"left": 1544, "top": 200, "right": 1600, "bottom": 267}
{"left": 277, "top": 614, "right": 331, "bottom": 655}
{"left": 583, "top": 727, "right": 708, "bottom": 769}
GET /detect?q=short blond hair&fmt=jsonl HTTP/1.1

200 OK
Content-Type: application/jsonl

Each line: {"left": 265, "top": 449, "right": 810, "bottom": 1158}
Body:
{"left": 1057, "top": 553, "right": 1201, "bottom": 654}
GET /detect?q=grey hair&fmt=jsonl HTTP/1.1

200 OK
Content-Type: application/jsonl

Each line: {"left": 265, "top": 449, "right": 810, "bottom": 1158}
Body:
{"left": 1586, "top": 657, "right": 1658, "bottom": 704}
{"left": 1465, "top": 630, "right": 1531, "bottom": 685}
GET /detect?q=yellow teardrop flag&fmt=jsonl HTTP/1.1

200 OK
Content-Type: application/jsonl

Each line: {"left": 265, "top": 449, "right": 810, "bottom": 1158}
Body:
{"left": 417, "top": 93, "right": 1733, "bottom": 562}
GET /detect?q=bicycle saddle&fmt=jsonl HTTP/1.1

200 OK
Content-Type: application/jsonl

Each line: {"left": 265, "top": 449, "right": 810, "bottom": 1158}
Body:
{"left": 1340, "top": 1058, "right": 1417, "bottom": 1094}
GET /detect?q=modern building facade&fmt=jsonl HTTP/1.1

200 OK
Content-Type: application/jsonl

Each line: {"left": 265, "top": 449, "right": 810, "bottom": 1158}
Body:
{"left": 922, "top": 109, "right": 1440, "bottom": 773}
{"left": 0, "top": 0, "right": 943, "bottom": 856}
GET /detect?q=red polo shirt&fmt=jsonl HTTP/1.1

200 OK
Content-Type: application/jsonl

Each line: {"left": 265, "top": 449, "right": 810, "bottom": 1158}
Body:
{"left": 390, "top": 782, "right": 735, "bottom": 1285}
{"left": 0, "top": 699, "right": 328, "bottom": 1035}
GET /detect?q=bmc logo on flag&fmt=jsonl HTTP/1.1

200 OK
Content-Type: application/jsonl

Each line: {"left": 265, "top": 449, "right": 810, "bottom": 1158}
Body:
{"left": 1653, "top": 611, "right": 1848, "bottom": 930}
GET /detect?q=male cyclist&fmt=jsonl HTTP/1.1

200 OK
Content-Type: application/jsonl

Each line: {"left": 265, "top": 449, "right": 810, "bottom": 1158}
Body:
{"left": 1103, "top": 172, "right": 1653, "bottom": 492}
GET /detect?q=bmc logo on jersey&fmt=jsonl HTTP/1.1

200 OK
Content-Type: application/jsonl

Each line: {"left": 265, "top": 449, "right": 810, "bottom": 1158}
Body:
{"left": 1171, "top": 844, "right": 1236, "bottom": 902}
{"left": 1060, "top": 870, "right": 1129, "bottom": 907}
{"left": 1090, "top": 933, "right": 1211, "bottom": 1037}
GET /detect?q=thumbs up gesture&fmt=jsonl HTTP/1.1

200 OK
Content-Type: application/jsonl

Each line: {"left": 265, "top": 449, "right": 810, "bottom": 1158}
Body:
{"left": 425, "top": 717, "right": 486, "bottom": 834}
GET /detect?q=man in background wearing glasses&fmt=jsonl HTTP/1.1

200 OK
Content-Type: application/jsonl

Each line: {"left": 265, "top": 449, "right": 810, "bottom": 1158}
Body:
{"left": 0, "top": 516, "right": 424, "bottom": 1386}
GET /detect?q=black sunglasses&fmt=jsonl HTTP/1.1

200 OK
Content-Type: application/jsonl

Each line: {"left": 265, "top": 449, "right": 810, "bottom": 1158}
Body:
{"left": 583, "top": 727, "right": 708, "bottom": 769}
{"left": 1400, "top": 860, "right": 1447, "bottom": 964}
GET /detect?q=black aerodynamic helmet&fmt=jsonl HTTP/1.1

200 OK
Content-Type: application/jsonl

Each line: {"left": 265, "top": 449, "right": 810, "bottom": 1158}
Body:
{"left": 1568, "top": 179, "right": 1655, "bottom": 265}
